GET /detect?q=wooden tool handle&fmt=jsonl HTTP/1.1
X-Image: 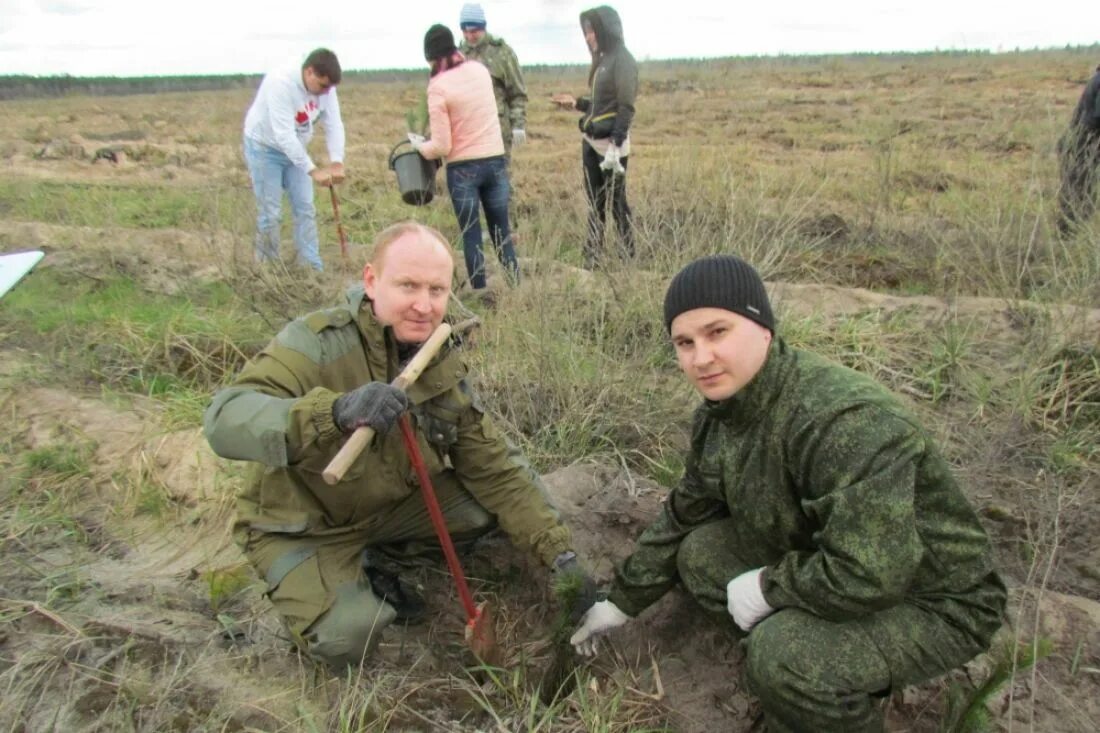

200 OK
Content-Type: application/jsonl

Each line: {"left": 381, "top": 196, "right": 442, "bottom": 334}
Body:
{"left": 322, "top": 322, "right": 453, "bottom": 485}
{"left": 329, "top": 186, "right": 349, "bottom": 260}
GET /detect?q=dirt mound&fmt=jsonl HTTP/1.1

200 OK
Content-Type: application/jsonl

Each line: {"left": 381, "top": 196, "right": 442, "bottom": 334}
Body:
{"left": 771, "top": 281, "right": 1100, "bottom": 346}
{"left": 7, "top": 218, "right": 1098, "bottom": 356}
{"left": 0, "top": 219, "right": 229, "bottom": 294}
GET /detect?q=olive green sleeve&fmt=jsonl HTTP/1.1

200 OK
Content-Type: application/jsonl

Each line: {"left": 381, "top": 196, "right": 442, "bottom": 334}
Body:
{"left": 203, "top": 329, "right": 344, "bottom": 467}
{"left": 449, "top": 397, "right": 572, "bottom": 567}
{"left": 761, "top": 405, "right": 926, "bottom": 620}
{"left": 500, "top": 45, "right": 527, "bottom": 129}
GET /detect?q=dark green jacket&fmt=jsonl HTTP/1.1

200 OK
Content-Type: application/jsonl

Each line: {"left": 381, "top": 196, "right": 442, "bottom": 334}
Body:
{"left": 203, "top": 286, "right": 572, "bottom": 566}
{"left": 1061, "top": 64, "right": 1100, "bottom": 157}
{"left": 609, "top": 339, "right": 1005, "bottom": 641}
{"left": 576, "top": 6, "right": 637, "bottom": 147}
{"left": 1069, "top": 65, "right": 1100, "bottom": 136}
{"left": 460, "top": 33, "right": 527, "bottom": 141}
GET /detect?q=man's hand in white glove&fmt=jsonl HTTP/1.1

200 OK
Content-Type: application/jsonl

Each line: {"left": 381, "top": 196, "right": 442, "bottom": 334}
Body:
{"left": 407, "top": 132, "right": 426, "bottom": 151}
{"left": 599, "top": 143, "right": 625, "bottom": 174}
{"left": 727, "top": 567, "right": 775, "bottom": 632}
{"left": 570, "top": 599, "right": 630, "bottom": 657}
{"left": 511, "top": 128, "right": 527, "bottom": 147}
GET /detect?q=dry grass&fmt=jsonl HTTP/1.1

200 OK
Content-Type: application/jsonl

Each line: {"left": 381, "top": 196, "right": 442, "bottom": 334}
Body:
{"left": 0, "top": 47, "right": 1097, "bottom": 731}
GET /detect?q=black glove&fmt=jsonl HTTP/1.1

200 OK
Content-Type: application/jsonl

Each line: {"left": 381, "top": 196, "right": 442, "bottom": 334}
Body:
{"left": 552, "top": 551, "right": 599, "bottom": 624}
{"left": 332, "top": 382, "right": 409, "bottom": 434}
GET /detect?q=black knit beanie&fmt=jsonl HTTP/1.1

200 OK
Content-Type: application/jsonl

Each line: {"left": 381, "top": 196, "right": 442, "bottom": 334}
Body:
{"left": 663, "top": 255, "right": 775, "bottom": 333}
{"left": 424, "top": 24, "right": 457, "bottom": 61}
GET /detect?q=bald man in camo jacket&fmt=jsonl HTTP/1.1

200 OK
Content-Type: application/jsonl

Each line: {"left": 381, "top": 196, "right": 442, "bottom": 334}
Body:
{"left": 571, "top": 255, "right": 1007, "bottom": 733}
{"left": 204, "top": 222, "right": 596, "bottom": 670}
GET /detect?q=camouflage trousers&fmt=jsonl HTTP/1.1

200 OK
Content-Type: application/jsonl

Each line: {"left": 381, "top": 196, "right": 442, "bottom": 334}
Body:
{"left": 502, "top": 140, "right": 519, "bottom": 235}
{"left": 677, "top": 518, "right": 997, "bottom": 733}
{"left": 235, "top": 469, "right": 494, "bottom": 670}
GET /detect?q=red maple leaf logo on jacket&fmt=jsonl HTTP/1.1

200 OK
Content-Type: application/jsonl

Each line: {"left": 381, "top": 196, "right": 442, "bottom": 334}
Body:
{"left": 294, "top": 100, "right": 318, "bottom": 127}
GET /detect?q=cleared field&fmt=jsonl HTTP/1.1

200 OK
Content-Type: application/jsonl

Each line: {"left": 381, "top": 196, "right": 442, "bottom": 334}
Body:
{"left": 0, "top": 49, "right": 1097, "bottom": 731}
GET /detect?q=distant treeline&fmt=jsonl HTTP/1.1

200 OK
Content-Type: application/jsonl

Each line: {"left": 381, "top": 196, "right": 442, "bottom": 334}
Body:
{"left": 0, "top": 74, "right": 262, "bottom": 100}
{"left": 0, "top": 68, "right": 537, "bottom": 100}
{"left": 0, "top": 68, "right": 477, "bottom": 100}
{"left": 3, "top": 45, "right": 1097, "bottom": 100}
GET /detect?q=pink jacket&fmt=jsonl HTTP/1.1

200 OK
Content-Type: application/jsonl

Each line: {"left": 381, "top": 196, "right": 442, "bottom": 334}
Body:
{"left": 418, "top": 60, "right": 504, "bottom": 163}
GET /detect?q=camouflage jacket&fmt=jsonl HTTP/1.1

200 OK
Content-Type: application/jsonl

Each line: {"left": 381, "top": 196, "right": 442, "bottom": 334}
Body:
{"left": 460, "top": 34, "right": 527, "bottom": 140}
{"left": 202, "top": 286, "right": 571, "bottom": 566}
{"left": 608, "top": 338, "right": 1005, "bottom": 639}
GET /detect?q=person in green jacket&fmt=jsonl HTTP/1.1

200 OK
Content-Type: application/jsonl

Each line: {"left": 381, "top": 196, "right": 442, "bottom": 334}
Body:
{"left": 570, "top": 255, "right": 1006, "bottom": 732}
{"left": 458, "top": 3, "right": 528, "bottom": 237}
{"left": 458, "top": 3, "right": 527, "bottom": 157}
{"left": 204, "top": 221, "right": 596, "bottom": 670}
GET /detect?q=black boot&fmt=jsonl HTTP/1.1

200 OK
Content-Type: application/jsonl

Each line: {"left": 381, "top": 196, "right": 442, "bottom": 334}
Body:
{"left": 362, "top": 550, "right": 426, "bottom": 623}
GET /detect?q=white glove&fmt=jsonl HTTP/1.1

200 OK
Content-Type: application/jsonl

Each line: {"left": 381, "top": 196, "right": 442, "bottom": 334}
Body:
{"left": 727, "top": 567, "right": 774, "bottom": 632}
{"left": 407, "top": 132, "right": 426, "bottom": 151}
{"left": 599, "top": 143, "right": 625, "bottom": 174}
{"left": 511, "top": 128, "right": 526, "bottom": 147}
{"left": 569, "top": 600, "right": 630, "bottom": 657}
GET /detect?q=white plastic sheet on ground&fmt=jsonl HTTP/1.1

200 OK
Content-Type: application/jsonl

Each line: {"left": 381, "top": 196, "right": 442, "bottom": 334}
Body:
{"left": 0, "top": 250, "right": 44, "bottom": 299}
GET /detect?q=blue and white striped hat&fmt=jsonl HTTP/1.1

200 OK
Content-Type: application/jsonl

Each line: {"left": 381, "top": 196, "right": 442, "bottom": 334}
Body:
{"left": 459, "top": 3, "right": 487, "bottom": 30}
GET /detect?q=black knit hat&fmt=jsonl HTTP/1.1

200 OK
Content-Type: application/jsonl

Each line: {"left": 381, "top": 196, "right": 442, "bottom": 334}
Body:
{"left": 663, "top": 255, "right": 775, "bottom": 333}
{"left": 424, "top": 24, "right": 457, "bottom": 61}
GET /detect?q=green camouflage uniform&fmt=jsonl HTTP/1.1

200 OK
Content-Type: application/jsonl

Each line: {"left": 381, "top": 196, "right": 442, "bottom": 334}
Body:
{"left": 461, "top": 33, "right": 527, "bottom": 230}
{"left": 607, "top": 338, "right": 1006, "bottom": 732}
{"left": 460, "top": 33, "right": 527, "bottom": 156}
{"left": 203, "top": 286, "right": 571, "bottom": 668}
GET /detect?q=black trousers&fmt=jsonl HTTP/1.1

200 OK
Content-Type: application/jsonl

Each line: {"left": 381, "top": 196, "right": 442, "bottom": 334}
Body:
{"left": 582, "top": 141, "right": 635, "bottom": 265}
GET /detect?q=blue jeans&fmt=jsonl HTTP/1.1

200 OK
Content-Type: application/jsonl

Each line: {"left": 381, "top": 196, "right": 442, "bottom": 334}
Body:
{"left": 445, "top": 156, "right": 517, "bottom": 289}
{"left": 243, "top": 137, "right": 323, "bottom": 271}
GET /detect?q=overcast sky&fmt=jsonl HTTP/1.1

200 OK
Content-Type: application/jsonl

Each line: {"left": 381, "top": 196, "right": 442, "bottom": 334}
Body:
{"left": 1, "top": 0, "right": 1096, "bottom": 77}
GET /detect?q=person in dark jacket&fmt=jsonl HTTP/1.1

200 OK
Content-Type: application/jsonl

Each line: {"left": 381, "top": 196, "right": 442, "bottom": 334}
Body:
{"left": 204, "top": 221, "right": 596, "bottom": 670}
{"left": 551, "top": 6, "right": 638, "bottom": 268}
{"left": 570, "top": 255, "right": 1007, "bottom": 733}
{"left": 1057, "top": 64, "right": 1100, "bottom": 236}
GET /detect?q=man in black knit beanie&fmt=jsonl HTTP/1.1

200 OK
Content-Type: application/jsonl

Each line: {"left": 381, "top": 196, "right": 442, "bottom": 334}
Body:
{"left": 571, "top": 254, "right": 1007, "bottom": 732}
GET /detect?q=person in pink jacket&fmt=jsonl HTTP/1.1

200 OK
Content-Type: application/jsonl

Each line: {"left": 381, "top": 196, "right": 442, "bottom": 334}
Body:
{"left": 410, "top": 25, "right": 518, "bottom": 291}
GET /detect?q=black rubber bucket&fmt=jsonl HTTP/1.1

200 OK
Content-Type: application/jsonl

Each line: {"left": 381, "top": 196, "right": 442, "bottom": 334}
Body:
{"left": 388, "top": 140, "right": 438, "bottom": 206}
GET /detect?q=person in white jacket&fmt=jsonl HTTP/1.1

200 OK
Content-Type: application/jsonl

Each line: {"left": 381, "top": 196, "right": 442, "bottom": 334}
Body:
{"left": 243, "top": 48, "right": 347, "bottom": 272}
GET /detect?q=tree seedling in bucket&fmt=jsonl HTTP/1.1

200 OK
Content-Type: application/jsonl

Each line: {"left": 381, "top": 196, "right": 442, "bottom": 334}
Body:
{"left": 389, "top": 91, "right": 438, "bottom": 206}
{"left": 405, "top": 91, "right": 429, "bottom": 138}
